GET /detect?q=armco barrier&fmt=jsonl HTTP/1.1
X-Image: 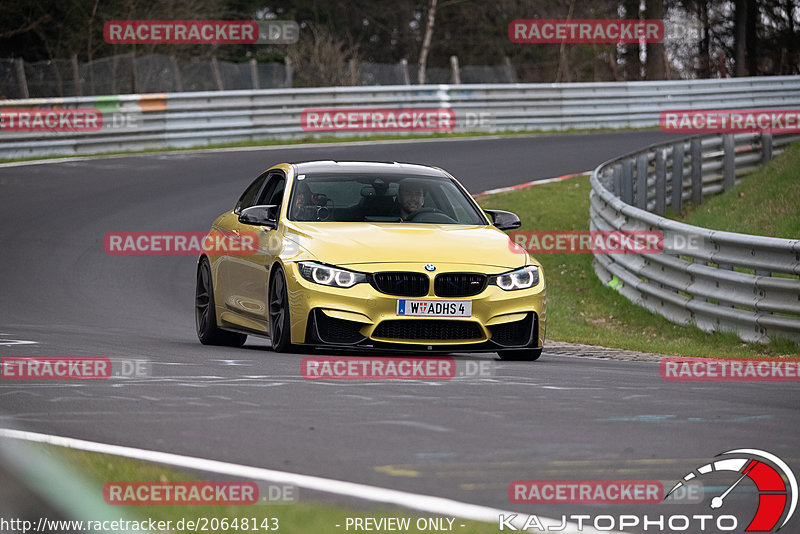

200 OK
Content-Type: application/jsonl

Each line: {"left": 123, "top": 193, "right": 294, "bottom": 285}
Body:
{"left": 590, "top": 132, "right": 800, "bottom": 343}
{"left": 1, "top": 75, "right": 800, "bottom": 159}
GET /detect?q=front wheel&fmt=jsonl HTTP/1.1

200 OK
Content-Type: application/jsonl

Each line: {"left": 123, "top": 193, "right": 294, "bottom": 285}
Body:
{"left": 498, "top": 347, "right": 543, "bottom": 361}
{"left": 195, "top": 258, "right": 247, "bottom": 347}
{"left": 269, "top": 267, "right": 293, "bottom": 353}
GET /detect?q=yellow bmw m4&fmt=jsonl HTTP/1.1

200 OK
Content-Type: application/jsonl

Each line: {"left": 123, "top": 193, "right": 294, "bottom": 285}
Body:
{"left": 195, "top": 161, "right": 546, "bottom": 360}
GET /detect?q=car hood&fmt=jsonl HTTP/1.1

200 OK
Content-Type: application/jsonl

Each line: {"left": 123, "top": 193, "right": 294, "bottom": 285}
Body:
{"left": 283, "top": 222, "right": 528, "bottom": 269}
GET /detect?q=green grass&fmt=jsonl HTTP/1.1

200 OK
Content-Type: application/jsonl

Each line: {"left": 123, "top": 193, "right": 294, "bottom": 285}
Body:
{"left": 676, "top": 142, "right": 800, "bottom": 238}
{"left": 0, "top": 126, "right": 655, "bottom": 164}
{"left": 477, "top": 176, "right": 799, "bottom": 357}
{"left": 31, "top": 444, "right": 499, "bottom": 534}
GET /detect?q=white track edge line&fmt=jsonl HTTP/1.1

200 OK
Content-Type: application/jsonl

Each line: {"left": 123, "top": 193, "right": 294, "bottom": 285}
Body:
{"left": 0, "top": 428, "right": 625, "bottom": 534}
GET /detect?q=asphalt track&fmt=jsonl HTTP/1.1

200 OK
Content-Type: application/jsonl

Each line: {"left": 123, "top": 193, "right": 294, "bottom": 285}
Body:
{"left": 1, "top": 131, "right": 798, "bottom": 532}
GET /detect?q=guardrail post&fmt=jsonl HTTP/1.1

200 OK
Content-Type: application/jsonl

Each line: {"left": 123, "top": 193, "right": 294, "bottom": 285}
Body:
{"left": 690, "top": 138, "right": 702, "bottom": 205}
{"left": 612, "top": 164, "right": 622, "bottom": 197}
{"left": 722, "top": 133, "right": 735, "bottom": 190}
{"left": 636, "top": 153, "right": 648, "bottom": 209}
{"left": 655, "top": 148, "right": 666, "bottom": 215}
{"left": 671, "top": 143, "right": 684, "bottom": 213}
{"left": 621, "top": 159, "right": 634, "bottom": 204}
{"left": 761, "top": 132, "right": 773, "bottom": 165}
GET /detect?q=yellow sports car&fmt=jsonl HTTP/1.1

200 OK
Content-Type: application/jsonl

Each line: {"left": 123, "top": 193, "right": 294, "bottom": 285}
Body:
{"left": 195, "top": 161, "right": 546, "bottom": 360}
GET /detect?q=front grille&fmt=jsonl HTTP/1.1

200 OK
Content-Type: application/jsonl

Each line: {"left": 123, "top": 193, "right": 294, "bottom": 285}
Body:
{"left": 434, "top": 273, "right": 487, "bottom": 297}
{"left": 373, "top": 320, "right": 483, "bottom": 341}
{"left": 313, "top": 310, "right": 365, "bottom": 344}
{"left": 370, "top": 272, "right": 429, "bottom": 297}
{"left": 489, "top": 313, "right": 536, "bottom": 347}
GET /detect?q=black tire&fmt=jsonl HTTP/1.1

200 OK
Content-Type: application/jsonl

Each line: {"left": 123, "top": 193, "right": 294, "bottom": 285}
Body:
{"left": 269, "top": 266, "right": 293, "bottom": 353}
{"left": 195, "top": 258, "right": 247, "bottom": 347}
{"left": 498, "top": 347, "right": 543, "bottom": 361}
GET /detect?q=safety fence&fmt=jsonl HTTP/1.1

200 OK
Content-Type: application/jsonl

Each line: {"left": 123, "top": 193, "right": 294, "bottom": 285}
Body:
{"left": 1, "top": 75, "right": 799, "bottom": 159}
{"left": 0, "top": 54, "right": 515, "bottom": 99}
{"left": 590, "top": 132, "right": 800, "bottom": 343}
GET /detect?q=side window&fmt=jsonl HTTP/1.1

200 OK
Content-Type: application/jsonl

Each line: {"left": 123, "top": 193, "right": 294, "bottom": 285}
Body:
{"left": 235, "top": 172, "right": 269, "bottom": 214}
{"left": 256, "top": 172, "right": 287, "bottom": 216}
{"left": 266, "top": 180, "right": 286, "bottom": 206}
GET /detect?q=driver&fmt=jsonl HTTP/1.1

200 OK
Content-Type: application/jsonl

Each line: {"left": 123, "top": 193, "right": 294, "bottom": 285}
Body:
{"left": 394, "top": 179, "right": 425, "bottom": 220}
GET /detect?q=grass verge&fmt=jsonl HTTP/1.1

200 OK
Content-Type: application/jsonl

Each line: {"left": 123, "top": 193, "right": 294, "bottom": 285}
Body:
{"left": 26, "top": 443, "right": 499, "bottom": 534}
{"left": 477, "top": 175, "right": 799, "bottom": 357}
{"left": 676, "top": 142, "right": 800, "bottom": 238}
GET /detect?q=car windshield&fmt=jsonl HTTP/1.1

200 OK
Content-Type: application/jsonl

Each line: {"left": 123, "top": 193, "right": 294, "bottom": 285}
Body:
{"left": 287, "top": 173, "right": 488, "bottom": 225}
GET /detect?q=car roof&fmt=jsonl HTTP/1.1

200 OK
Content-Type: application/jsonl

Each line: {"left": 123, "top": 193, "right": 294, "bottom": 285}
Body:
{"left": 291, "top": 161, "right": 449, "bottom": 178}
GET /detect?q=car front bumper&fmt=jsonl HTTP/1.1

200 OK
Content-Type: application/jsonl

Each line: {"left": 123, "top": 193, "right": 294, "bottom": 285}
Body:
{"left": 283, "top": 261, "right": 546, "bottom": 351}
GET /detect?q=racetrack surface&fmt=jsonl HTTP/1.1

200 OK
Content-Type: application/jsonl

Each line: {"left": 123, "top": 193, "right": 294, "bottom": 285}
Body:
{"left": 1, "top": 131, "right": 798, "bottom": 530}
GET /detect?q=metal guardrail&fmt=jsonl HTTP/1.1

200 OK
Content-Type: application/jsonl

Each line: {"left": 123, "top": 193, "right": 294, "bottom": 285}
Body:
{"left": 1, "top": 75, "right": 800, "bottom": 159}
{"left": 590, "top": 132, "right": 800, "bottom": 343}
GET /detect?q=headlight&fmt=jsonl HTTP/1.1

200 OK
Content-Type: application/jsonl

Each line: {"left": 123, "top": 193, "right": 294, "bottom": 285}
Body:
{"left": 298, "top": 262, "right": 366, "bottom": 288}
{"left": 489, "top": 266, "right": 540, "bottom": 291}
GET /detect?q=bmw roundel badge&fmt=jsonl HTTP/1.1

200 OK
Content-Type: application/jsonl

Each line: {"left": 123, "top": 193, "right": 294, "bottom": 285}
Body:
{"left": 424, "top": 264, "right": 436, "bottom": 272}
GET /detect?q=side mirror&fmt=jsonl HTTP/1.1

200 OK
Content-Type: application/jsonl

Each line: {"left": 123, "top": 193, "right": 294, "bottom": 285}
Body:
{"left": 484, "top": 209, "right": 522, "bottom": 231}
{"left": 239, "top": 205, "right": 279, "bottom": 229}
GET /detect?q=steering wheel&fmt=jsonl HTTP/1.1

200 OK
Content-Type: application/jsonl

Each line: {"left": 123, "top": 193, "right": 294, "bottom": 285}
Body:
{"left": 405, "top": 207, "right": 456, "bottom": 223}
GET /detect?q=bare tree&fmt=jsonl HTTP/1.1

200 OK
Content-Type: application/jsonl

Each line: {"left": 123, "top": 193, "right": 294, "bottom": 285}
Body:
{"left": 734, "top": 0, "right": 748, "bottom": 75}
{"left": 418, "top": 0, "right": 437, "bottom": 84}
{"left": 697, "top": 0, "right": 712, "bottom": 78}
{"left": 621, "top": 0, "right": 642, "bottom": 80}
{"left": 288, "top": 23, "right": 360, "bottom": 87}
{"left": 645, "top": 0, "right": 666, "bottom": 79}
{"left": 554, "top": 0, "right": 576, "bottom": 82}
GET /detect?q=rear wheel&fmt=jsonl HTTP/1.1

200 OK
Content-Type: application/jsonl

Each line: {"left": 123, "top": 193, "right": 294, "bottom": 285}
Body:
{"left": 498, "top": 347, "right": 543, "bottom": 361}
{"left": 195, "top": 258, "right": 247, "bottom": 347}
{"left": 269, "top": 267, "right": 293, "bottom": 353}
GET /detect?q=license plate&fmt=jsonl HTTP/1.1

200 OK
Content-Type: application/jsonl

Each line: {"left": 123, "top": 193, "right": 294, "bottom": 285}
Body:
{"left": 396, "top": 299, "right": 472, "bottom": 317}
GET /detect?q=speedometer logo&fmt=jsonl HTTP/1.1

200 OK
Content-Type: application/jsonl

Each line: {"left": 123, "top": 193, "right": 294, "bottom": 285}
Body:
{"left": 665, "top": 449, "right": 797, "bottom": 532}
